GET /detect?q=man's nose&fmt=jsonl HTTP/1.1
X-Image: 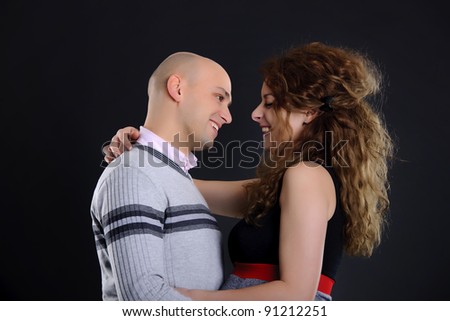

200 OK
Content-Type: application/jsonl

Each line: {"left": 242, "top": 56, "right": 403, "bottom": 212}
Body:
{"left": 219, "top": 107, "right": 232, "bottom": 124}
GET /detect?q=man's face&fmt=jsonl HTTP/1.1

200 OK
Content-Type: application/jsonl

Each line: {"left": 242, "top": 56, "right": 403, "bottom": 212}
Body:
{"left": 179, "top": 62, "right": 232, "bottom": 150}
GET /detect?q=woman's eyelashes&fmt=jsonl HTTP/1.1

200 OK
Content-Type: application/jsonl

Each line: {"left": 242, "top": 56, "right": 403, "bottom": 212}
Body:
{"left": 264, "top": 102, "right": 273, "bottom": 109}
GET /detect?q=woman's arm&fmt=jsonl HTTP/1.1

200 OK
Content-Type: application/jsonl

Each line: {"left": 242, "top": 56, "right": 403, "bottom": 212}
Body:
{"left": 181, "top": 162, "right": 336, "bottom": 300}
{"left": 194, "top": 179, "right": 257, "bottom": 219}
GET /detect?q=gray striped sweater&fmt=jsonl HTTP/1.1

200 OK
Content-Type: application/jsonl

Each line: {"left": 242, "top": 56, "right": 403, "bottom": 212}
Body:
{"left": 90, "top": 144, "right": 223, "bottom": 300}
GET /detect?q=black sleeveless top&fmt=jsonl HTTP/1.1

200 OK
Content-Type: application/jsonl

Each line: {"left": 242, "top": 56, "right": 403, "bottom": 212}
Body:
{"left": 228, "top": 167, "right": 346, "bottom": 281}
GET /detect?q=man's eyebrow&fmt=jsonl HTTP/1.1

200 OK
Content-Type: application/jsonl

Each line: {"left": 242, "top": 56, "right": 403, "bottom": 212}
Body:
{"left": 216, "top": 87, "right": 231, "bottom": 98}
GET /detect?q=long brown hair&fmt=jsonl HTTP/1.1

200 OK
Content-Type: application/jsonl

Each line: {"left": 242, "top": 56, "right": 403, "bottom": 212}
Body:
{"left": 245, "top": 42, "right": 394, "bottom": 257}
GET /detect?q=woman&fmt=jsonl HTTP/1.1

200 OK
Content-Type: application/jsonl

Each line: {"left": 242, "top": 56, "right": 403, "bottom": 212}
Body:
{"left": 104, "top": 42, "right": 394, "bottom": 300}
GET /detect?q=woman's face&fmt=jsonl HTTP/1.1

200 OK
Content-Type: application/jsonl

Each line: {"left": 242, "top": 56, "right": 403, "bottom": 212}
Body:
{"left": 251, "top": 82, "right": 310, "bottom": 149}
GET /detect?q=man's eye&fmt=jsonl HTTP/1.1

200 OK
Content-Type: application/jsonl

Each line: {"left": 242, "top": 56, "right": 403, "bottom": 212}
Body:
{"left": 217, "top": 95, "right": 224, "bottom": 102}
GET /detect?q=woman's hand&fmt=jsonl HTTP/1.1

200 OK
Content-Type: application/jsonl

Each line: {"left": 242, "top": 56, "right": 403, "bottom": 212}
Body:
{"left": 176, "top": 288, "right": 213, "bottom": 300}
{"left": 103, "top": 126, "right": 140, "bottom": 163}
{"left": 175, "top": 287, "right": 192, "bottom": 298}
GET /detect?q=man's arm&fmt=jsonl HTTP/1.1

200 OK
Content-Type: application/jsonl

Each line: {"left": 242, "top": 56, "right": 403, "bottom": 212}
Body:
{"left": 95, "top": 166, "right": 189, "bottom": 300}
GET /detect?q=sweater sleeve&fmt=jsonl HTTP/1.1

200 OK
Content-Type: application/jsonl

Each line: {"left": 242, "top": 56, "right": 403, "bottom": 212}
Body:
{"left": 95, "top": 165, "right": 190, "bottom": 301}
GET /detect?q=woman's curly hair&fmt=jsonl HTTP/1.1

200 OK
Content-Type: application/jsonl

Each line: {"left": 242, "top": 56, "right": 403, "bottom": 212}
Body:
{"left": 244, "top": 42, "right": 394, "bottom": 257}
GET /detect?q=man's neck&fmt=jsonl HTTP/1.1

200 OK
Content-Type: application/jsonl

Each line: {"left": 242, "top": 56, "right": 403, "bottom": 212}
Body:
{"left": 142, "top": 125, "right": 192, "bottom": 158}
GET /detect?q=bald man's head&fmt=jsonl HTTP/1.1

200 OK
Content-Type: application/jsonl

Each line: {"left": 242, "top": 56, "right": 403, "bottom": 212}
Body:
{"left": 147, "top": 52, "right": 226, "bottom": 97}
{"left": 143, "top": 51, "right": 232, "bottom": 153}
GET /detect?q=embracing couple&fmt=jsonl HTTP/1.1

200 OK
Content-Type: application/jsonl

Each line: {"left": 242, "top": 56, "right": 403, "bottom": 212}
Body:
{"left": 90, "top": 43, "right": 393, "bottom": 301}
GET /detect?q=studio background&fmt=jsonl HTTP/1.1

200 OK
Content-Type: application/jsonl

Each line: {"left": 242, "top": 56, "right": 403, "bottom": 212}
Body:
{"left": 2, "top": 0, "right": 449, "bottom": 300}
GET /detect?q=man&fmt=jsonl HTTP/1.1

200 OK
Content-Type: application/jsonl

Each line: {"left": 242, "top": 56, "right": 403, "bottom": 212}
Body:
{"left": 90, "top": 52, "right": 232, "bottom": 300}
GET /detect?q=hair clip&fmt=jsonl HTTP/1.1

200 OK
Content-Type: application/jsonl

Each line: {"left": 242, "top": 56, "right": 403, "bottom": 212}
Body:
{"left": 319, "top": 96, "right": 334, "bottom": 112}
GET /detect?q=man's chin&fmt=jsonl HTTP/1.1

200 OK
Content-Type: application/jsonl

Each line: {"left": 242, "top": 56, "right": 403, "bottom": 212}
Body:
{"left": 201, "top": 140, "right": 215, "bottom": 150}
{"left": 191, "top": 140, "right": 214, "bottom": 152}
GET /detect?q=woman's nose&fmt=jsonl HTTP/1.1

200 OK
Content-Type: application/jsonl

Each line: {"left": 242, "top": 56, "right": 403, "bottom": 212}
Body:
{"left": 251, "top": 104, "right": 264, "bottom": 123}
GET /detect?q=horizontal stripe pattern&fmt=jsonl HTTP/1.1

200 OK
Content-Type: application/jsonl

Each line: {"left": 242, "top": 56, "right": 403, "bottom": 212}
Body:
{"left": 101, "top": 203, "right": 219, "bottom": 247}
{"left": 92, "top": 216, "right": 107, "bottom": 250}
{"left": 102, "top": 204, "right": 165, "bottom": 228}
{"left": 165, "top": 204, "right": 219, "bottom": 232}
{"left": 165, "top": 204, "right": 211, "bottom": 217}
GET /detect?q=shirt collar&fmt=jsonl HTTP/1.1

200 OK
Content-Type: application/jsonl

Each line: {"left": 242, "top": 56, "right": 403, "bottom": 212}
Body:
{"left": 136, "top": 126, "right": 198, "bottom": 173}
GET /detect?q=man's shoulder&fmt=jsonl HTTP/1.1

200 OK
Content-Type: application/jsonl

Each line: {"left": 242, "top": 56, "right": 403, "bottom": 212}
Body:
{"left": 90, "top": 150, "right": 167, "bottom": 214}
{"left": 94, "top": 146, "right": 185, "bottom": 190}
{"left": 103, "top": 146, "right": 170, "bottom": 174}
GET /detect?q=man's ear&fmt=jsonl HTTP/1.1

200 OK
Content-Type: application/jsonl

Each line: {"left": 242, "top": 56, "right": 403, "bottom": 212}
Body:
{"left": 167, "top": 74, "right": 182, "bottom": 102}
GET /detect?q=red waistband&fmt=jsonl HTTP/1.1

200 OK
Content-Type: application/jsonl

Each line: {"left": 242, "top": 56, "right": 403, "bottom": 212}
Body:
{"left": 232, "top": 262, "right": 334, "bottom": 295}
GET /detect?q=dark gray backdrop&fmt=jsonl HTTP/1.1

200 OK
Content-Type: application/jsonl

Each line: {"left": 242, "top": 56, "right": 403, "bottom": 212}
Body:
{"left": 2, "top": 0, "right": 449, "bottom": 300}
